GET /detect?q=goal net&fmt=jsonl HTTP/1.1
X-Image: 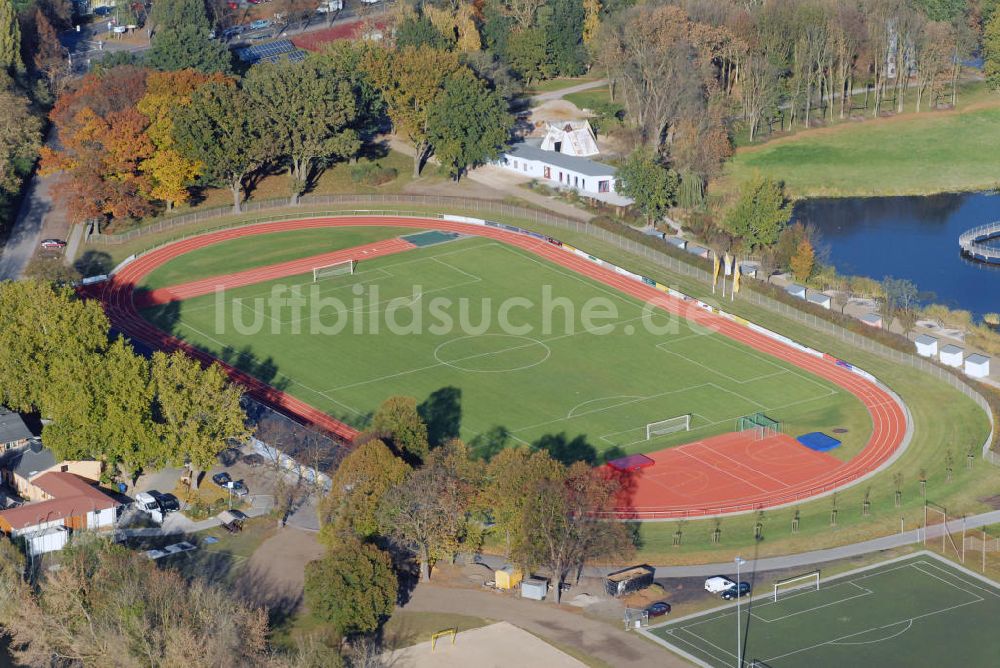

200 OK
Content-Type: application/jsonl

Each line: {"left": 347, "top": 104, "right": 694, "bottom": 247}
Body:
{"left": 646, "top": 414, "right": 690, "bottom": 440}
{"left": 773, "top": 570, "right": 820, "bottom": 602}
{"left": 736, "top": 412, "right": 781, "bottom": 440}
{"left": 312, "top": 260, "right": 355, "bottom": 282}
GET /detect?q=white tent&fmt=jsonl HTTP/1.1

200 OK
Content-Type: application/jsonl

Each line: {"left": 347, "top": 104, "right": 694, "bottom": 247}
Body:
{"left": 539, "top": 121, "right": 600, "bottom": 157}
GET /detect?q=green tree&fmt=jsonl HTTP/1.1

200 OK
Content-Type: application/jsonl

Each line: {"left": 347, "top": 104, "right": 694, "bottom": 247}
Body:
{"left": 0, "top": 0, "right": 21, "bottom": 76}
{"left": 151, "top": 350, "right": 250, "bottom": 474}
{"left": 369, "top": 396, "right": 429, "bottom": 462}
{"left": 615, "top": 149, "right": 679, "bottom": 224}
{"left": 985, "top": 11, "right": 1000, "bottom": 90}
{"left": 244, "top": 59, "right": 360, "bottom": 204}
{"left": 44, "top": 339, "right": 159, "bottom": 473}
{"left": 396, "top": 14, "right": 451, "bottom": 50}
{"left": 148, "top": 0, "right": 232, "bottom": 74}
{"left": 427, "top": 70, "right": 512, "bottom": 180}
{"left": 379, "top": 441, "right": 480, "bottom": 581}
{"left": 506, "top": 27, "right": 553, "bottom": 83}
{"left": 477, "top": 447, "right": 562, "bottom": 557}
{"left": 318, "top": 439, "right": 410, "bottom": 542}
{"left": 174, "top": 82, "right": 266, "bottom": 213}
{"left": 0, "top": 87, "right": 42, "bottom": 197}
{"left": 722, "top": 175, "right": 792, "bottom": 251}
{"left": 304, "top": 538, "right": 397, "bottom": 636}
{"left": 542, "top": 0, "right": 586, "bottom": 76}
{"left": 515, "top": 462, "right": 633, "bottom": 603}
{"left": 365, "top": 45, "right": 462, "bottom": 177}
{"left": 0, "top": 280, "right": 109, "bottom": 415}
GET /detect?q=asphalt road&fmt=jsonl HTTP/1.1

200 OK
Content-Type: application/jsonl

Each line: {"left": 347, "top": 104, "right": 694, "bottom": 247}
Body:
{"left": 0, "top": 141, "right": 56, "bottom": 281}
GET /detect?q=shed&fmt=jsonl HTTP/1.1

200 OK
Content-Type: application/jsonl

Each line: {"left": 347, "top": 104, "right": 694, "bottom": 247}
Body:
{"left": 806, "top": 292, "right": 832, "bottom": 309}
{"left": 25, "top": 526, "right": 68, "bottom": 556}
{"left": 664, "top": 236, "right": 687, "bottom": 251}
{"left": 686, "top": 244, "right": 709, "bottom": 259}
{"left": 939, "top": 344, "right": 964, "bottom": 368}
{"left": 521, "top": 578, "right": 548, "bottom": 601}
{"left": 495, "top": 565, "right": 523, "bottom": 591}
{"left": 965, "top": 354, "right": 990, "bottom": 379}
{"left": 914, "top": 334, "right": 938, "bottom": 358}
{"left": 858, "top": 313, "right": 883, "bottom": 329}
{"left": 604, "top": 564, "right": 655, "bottom": 597}
{"left": 786, "top": 284, "right": 807, "bottom": 300}
{"left": 739, "top": 263, "right": 758, "bottom": 279}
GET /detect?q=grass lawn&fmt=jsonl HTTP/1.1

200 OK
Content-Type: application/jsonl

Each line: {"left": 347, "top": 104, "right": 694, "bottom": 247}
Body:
{"left": 647, "top": 552, "right": 1000, "bottom": 668}
{"left": 139, "top": 226, "right": 410, "bottom": 290}
{"left": 141, "top": 234, "right": 869, "bottom": 460}
{"left": 526, "top": 74, "right": 603, "bottom": 95}
{"left": 564, "top": 87, "right": 616, "bottom": 111}
{"left": 721, "top": 95, "right": 1000, "bottom": 198}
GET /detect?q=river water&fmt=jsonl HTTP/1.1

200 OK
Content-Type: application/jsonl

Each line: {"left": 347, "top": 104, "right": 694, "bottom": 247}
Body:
{"left": 793, "top": 192, "right": 1000, "bottom": 319}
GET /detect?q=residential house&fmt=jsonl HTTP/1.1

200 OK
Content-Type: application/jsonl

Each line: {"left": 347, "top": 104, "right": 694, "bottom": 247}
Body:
{"left": 0, "top": 442, "right": 102, "bottom": 502}
{"left": 0, "top": 472, "right": 120, "bottom": 554}
{"left": 0, "top": 407, "right": 32, "bottom": 451}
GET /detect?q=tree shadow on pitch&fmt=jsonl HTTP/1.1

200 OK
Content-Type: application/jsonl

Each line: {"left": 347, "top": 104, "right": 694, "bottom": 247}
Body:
{"left": 418, "top": 386, "right": 462, "bottom": 448}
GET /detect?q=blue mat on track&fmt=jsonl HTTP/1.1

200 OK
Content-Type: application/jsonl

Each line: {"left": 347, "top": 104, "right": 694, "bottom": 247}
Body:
{"left": 797, "top": 431, "right": 841, "bottom": 452}
{"left": 401, "top": 231, "right": 461, "bottom": 247}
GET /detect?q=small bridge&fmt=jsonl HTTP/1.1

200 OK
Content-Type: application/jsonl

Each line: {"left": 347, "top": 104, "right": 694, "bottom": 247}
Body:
{"left": 959, "top": 222, "right": 1000, "bottom": 264}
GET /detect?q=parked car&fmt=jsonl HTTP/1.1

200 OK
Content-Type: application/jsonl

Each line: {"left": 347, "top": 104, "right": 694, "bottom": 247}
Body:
{"left": 226, "top": 1, "right": 238, "bottom": 9}
{"left": 249, "top": 19, "right": 271, "bottom": 30}
{"left": 212, "top": 471, "right": 249, "bottom": 497}
{"left": 704, "top": 576, "right": 736, "bottom": 593}
{"left": 645, "top": 601, "right": 672, "bottom": 618}
{"left": 721, "top": 582, "right": 752, "bottom": 600}
{"left": 316, "top": 0, "right": 343, "bottom": 12}
{"left": 211, "top": 471, "right": 232, "bottom": 488}
{"left": 241, "top": 453, "right": 265, "bottom": 467}
{"left": 40, "top": 238, "right": 67, "bottom": 249}
{"left": 152, "top": 492, "right": 180, "bottom": 513}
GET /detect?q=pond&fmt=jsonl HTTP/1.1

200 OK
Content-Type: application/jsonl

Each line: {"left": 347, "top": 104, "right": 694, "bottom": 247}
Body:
{"left": 793, "top": 191, "right": 1000, "bottom": 319}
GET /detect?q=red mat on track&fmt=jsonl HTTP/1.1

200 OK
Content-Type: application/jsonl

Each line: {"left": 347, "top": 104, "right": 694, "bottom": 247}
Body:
{"left": 607, "top": 432, "right": 844, "bottom": 518}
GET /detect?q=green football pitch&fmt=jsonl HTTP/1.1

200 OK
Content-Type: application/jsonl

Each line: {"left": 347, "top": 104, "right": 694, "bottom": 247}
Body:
{"left": 648, "top": 552, "right": 1000, "bottom": 668}
{"left": 141, "top": 232, "right": 869, "bottom": 457}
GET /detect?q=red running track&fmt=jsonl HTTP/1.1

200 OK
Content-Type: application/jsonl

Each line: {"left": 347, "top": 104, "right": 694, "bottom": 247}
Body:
{"left": 93, "top": 216, "right": 908, "bottom": 518}
{"left": 134, "top": 237, "right": 417, "bottom": 308}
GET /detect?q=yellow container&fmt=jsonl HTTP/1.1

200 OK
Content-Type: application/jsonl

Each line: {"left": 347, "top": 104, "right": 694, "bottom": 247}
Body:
{"left": 495, "top": 566, "right": 523, "bottom": 590}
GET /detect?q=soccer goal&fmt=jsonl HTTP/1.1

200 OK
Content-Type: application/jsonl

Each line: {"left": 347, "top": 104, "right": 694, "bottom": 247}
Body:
{"left": 312, "top": 260, "right": 355, "bottom": 282}
{"left": 646, "top": 414, "right": 691, "bottom": 440}
{"left": 773, "top": 570, "right": 820, "bottom": 601}
{"left": 736, "top": 412, "right": 781, "bottom": 440}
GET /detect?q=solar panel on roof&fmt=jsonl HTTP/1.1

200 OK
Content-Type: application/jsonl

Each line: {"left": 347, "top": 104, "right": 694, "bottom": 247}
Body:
{"left": 236, "top": 39, "right": 298, "bottom": 64}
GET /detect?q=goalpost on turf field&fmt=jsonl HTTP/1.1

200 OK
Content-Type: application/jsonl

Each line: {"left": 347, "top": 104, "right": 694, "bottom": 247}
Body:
{"left": 312, "top": 259, "right": 355, "bottom": 282}
{"left": 773, "top": 570, "right": 820, "bottom": 601}
{"left": 646, "top": 414, "right": 690, "bottom": 440}
{"left": 736, "top": 412, "right": 781, "bottom": 440}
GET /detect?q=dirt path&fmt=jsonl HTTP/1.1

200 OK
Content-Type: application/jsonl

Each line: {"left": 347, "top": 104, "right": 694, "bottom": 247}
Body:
{"left": 402, "top": 585, "right": 691, "bottom": 668}
{"left": 232, "top": 527, "right": 325, "bottom": 617}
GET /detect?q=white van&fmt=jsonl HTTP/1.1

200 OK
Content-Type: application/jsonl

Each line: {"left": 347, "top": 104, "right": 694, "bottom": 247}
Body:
{"left": 316, "top": 0, "right": 343, "bottom": 12}
{"left": 134, "top": 492, "right": 164, "bottom": 524}
{"left": 704, "top": 576, "right": 736, "bottom": 593}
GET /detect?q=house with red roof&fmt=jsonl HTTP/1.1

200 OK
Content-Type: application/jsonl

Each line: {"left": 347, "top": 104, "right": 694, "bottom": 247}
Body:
{"left": 0, "top": 471, "right": 120, "bottom": 554}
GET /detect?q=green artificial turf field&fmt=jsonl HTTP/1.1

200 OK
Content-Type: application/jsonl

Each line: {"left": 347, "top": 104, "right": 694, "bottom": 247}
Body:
{"left": 142, "top": 233, "right": 869, "bottom": 458}
{"left": 648, "top": 552, "right": 1000, "bottom": 668}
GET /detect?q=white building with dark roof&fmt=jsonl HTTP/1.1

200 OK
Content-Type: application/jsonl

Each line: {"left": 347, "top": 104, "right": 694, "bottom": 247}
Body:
{"left": 496, "top": 120, "right": 633, "bottom": 206}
